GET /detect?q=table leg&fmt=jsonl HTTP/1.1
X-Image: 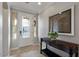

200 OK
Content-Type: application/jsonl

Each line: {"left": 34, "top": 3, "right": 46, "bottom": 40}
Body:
{"left": 69, "top": 48, "right": 73, "bottom": 57}
{"left": 40, "top": 38, "right": 42, "bottom": 54}
{"left": 46, "top": 43, "right": 47, "bottom": 49}
{"left": 75, "top": 47, "right": 78, "bottom": 57}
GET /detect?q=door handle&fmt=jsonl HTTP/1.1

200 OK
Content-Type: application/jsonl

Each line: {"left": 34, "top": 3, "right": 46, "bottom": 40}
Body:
{"left": 20, "top": 31, "right": 22, "bottom": 35}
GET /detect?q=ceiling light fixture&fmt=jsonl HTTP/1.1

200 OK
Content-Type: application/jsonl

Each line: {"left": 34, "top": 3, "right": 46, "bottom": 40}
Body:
{"left": 38, "top": 2, "right": 41, "bottom": 5}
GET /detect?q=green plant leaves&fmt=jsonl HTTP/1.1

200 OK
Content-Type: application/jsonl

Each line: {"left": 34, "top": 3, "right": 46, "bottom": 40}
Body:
{"left": 48, "top": 32, "right": 58, "bottom": 39}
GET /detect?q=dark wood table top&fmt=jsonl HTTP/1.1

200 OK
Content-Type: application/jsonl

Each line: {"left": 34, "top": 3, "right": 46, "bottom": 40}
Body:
{"left": 41, "top": 37, "right": 79, "bottom": 53}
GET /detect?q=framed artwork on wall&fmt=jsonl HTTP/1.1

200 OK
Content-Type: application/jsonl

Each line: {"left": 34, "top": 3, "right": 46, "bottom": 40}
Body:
{"left": 49, "top": 6, "right": 74, "bottom": 36}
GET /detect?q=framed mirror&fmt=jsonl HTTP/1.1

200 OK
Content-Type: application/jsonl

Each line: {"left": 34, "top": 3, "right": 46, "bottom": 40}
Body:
{"left": 49, "top": 7, "right": 74, "bottom": 36}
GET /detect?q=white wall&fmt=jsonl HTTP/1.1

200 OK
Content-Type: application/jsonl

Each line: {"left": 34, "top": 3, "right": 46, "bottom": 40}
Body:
{"left": 0, "top": 2, "right": 2, "bottom": 56}
{"left": 2, "top": 2, "right": 9, "bottom": 56}
{"left": 38, "top": 2, "right": 79, "bottom": 56}
{"left": 0, "top": 2, "right": 9, "bottom": 57}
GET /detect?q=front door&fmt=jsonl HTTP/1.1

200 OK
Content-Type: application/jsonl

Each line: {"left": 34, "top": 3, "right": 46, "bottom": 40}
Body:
{"left": 17, "top": 12, "right": 34, "bottom": 48}
{"left": 10, "top": 10, "right": 37, "bottom": 50}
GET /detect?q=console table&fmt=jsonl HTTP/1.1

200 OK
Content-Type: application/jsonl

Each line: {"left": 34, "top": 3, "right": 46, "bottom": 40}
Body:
{"left": 40, "top": 38, "right": 79, "bottom": 57}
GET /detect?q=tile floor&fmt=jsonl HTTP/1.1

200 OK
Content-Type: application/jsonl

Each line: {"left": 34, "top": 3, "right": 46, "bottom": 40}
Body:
{"left": 10, "top": 44, "right": 45, "bottom": 57}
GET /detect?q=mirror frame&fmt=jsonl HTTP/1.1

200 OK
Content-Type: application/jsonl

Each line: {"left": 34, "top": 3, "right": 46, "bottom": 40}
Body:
{"left": 49, "top": 6, "right": 74, "bottom": 36}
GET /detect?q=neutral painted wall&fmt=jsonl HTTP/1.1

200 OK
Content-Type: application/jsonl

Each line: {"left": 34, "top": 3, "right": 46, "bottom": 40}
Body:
{"left": 0, "top": 2, "right": 2, "bottom": 56}
{"left": 0, "top": 2, "right": 9, "bottom": 57}
{"left": 38, "top": 2, "right": 79, "bottom": 56}
{"left": 2, "top": 2, "right": 9, "bottom": 56}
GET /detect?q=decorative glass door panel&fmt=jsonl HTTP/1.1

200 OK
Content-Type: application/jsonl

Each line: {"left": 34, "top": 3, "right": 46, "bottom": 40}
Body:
{"left": 22, "top": 16, "right": 30, "bottom": 38}
{"left": 12, "top": 12, "right": 17, "bottom": 40}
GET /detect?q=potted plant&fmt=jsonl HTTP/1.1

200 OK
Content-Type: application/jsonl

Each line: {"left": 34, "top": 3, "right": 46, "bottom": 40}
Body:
{"left": 48, "top": 32, "right": 58, "bottom": 40}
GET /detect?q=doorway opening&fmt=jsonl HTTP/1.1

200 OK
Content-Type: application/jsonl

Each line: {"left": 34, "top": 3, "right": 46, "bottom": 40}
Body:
{"left": 10, "top": 10, "right": 39, "bottom": 56}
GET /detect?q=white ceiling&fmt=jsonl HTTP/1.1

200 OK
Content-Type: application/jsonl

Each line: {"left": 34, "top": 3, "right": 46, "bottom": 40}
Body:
{"left": 8, "top": 2, "right": 54, "bottom": 15}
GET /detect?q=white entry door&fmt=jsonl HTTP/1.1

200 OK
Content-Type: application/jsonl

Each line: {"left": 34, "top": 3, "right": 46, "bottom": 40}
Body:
{"left": 17, "top": 12, "right": 34, "bottom": 48}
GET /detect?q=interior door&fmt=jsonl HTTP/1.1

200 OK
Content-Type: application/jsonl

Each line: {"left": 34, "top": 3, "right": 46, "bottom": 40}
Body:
{"left": 17, "top": 12, "right": 34, "bottom": 48}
